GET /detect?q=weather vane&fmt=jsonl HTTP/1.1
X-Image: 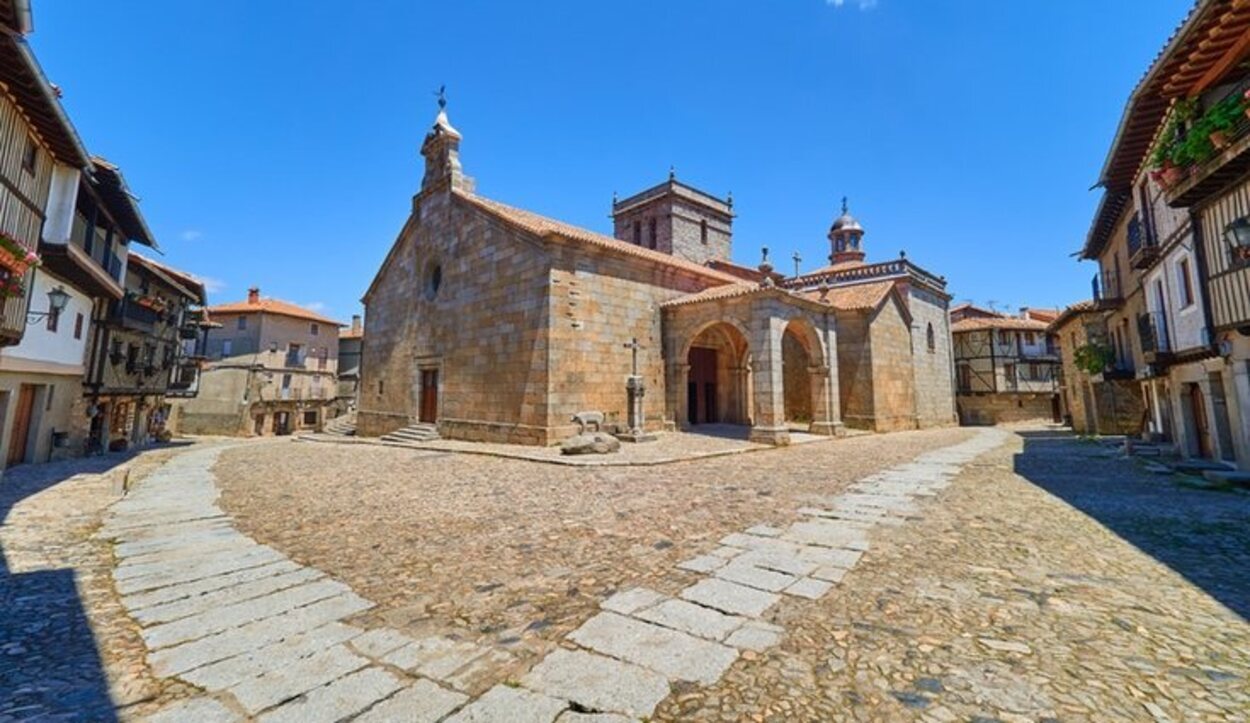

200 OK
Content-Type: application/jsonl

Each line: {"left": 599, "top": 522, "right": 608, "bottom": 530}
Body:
{"left": 434, "top": 84, "right": 447, "bottom": 110}
{"left": 841, "top": 195, "right": 849, "bottom": 215}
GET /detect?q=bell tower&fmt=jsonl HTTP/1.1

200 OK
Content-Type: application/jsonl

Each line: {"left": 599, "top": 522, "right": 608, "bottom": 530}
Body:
{"left": 828, "top": 197, "right": 865, "bottom": 265}
{"left": 420, "top": 88, "right": 473, "bottom": 193}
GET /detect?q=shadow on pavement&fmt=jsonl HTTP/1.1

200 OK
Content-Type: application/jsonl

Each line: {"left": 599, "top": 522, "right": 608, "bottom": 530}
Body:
{"left": 0, "top": 446, "right": 186, "bottom": 720}
{"left": 1011, "top": 429, "right": 1250, "bottom": 620}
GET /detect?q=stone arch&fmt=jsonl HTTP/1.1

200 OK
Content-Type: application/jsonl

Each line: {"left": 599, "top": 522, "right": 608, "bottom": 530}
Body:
{"left": 681, "top": 320, "right": 752, "bottom": 427}
{"left": 781, "top": 315, "right": 834, "bottom": 434}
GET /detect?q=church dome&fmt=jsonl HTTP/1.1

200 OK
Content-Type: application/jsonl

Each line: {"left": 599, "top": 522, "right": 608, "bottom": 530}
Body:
{"left": 830, "top": 211, "right": 862, "bottom": 234}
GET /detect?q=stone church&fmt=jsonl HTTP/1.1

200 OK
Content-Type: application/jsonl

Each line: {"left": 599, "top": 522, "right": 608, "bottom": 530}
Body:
{"left": 359, "top": 106, "right": 956, "bottom": 445}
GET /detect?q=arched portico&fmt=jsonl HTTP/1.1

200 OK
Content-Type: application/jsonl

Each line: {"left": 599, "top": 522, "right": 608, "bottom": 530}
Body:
{"left": 662, "top": 286, "right": 844, "bottom": 445}
{"left": 678, "top": 320, "right": 752, "bottom": 429}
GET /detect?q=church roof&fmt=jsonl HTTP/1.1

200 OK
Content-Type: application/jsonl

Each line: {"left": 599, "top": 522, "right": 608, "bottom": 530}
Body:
{"left": 810, "top": 280, "right": 896, "bottom": 311}
{"left": 453, "top": 190, "right": 744, "bottom": 285}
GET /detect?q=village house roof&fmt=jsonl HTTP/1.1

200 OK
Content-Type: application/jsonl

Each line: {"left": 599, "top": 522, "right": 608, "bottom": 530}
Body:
{"left": 209, "top": 291, "right": 344, "bottom": 327}
{"left": 951, "top": 316, "right": 1050, "bottom": 334}
{"left": 0, "top": 19, "right": 90, "bottom": 168}
{"left": 91, "top": 157, "right": 157, "bottom": 249}
{"left": 1022, "top": 307, "right": 1060, "bottom": 323}
{"left": 453, "top": 190, "right": 745, "bottom": 285}
{"left": 1047, "top": 300, "right": 1100, "bottom": 332}
{"left": 128, "top": 253, "right": 205, "bottom": 304}
{"left": 1084, "top": 0, "right": 1250, "bottom": 258}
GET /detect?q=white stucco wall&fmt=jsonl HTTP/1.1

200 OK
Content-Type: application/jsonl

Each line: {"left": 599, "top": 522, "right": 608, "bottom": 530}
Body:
{"left": 0, "top": 271, "right": 94, "bottom": 371}
{"left": 1143, "top": 241, "right": 1206, "bottom": 352}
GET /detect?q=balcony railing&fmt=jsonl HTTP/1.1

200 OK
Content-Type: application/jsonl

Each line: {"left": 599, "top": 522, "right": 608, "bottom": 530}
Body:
{"left": 1138, "top": 311, "right": 1171, "bottom": 358}
{"left": 1160, "top": 78, "right": 1250, "bottom": 207}
{"left": 1092, "top": 270, "right": 1123, "bottom": 305}
{"left": 1127, "top": 214, "right": 1160, "bottom": 269}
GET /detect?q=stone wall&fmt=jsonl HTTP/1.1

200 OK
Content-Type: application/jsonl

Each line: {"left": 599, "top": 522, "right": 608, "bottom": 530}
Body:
{"left": 542, "top": 243, "right": 712, "bottom": 440}
{"left": 835, "top": 310, "right": 874, "bottom": 429}
{"left": 359, "top": 191, "right": 554, "bottom": 443}
{"left": 867, "top": 296, "right": 918, "bottom": 432}
{"left": 956, "top": 393, "right": 1056, "bottom": 426}
{"left": 907, "top": 286, "right": 956, "bottom": 427}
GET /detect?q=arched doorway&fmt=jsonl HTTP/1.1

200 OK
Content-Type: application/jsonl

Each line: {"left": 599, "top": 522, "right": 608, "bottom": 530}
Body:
{"left": 684, "top": 322, "right": 751, "bottom": 427}
{"left": 782, "top": 319, "right": 822, "bottom": 429}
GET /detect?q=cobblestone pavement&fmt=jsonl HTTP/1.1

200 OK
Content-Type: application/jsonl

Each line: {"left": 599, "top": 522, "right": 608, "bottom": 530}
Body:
{"left": 214, "top": 427, "right": 974, "bottom": 662}
{"left": 299, "top": 424, "right": 843, "bottom": 466}
{"left": 5, "top": 426, "right": 1249, "bottom": 721}
{"left": 0, "top": 444, "right": 204, "bottom": 721}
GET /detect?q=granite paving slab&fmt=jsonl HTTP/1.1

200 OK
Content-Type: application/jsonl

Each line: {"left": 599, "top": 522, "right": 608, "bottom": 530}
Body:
{"left": 568, "top": 611, "right": 738, "bottom": 685}
{"left": 522, "top": 648, "right": 670, "bottom": 716}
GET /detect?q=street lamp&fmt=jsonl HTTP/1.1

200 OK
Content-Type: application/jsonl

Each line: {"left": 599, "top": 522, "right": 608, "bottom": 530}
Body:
{"left": 27, "top": 285, "right": 70, "bottom": 321}
{"left": 1223, "top": 216, "right": 1250, "bottom": 266}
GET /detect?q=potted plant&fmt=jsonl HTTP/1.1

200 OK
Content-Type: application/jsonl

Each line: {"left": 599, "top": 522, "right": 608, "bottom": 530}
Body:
{"left": 1205, "top": 93, "right": 1245, "bottom": 149}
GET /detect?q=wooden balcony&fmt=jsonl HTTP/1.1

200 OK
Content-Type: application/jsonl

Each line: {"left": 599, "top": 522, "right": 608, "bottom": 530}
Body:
{"left": 39, "top": 240, "right": 123, "bottom": 299}
{"left": 1127, "top": 214, "right": 1161, "bottom": 270}
{"left": 1092, "top": 270, "right": 1123, "bottom": 307}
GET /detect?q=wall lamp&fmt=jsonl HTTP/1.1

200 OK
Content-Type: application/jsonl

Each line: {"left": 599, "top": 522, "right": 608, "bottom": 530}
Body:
{"left": 27, "top": 285, "right": 70, "bottom": 321}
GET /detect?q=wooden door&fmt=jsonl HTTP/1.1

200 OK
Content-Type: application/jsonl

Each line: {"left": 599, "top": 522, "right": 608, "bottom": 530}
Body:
{"left": 7, "top": 384, "right": 36, "bottom": 466}
{"left": 419, "top": 369, "right": 438, "bottom": 423}
{"left": 1189, "top": 384, "right": 1212, "bottom": 458}
{"left": 687, "top": 347, "right": 717, "bottom": 424}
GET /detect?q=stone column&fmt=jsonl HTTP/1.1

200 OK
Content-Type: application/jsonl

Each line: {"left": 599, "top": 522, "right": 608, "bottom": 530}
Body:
{"left": 731, "top": 366, "right": 750, "bottom": 425}
{"left": 675, "top": 363, "right": 691, "bottom": 431}
{"left": 1227, "top": 359, "right": 1250, "bottom": 467}
{"left": 749, "top": 316, "right": 790, "bottom": 446}
{"left": 807, "top": 364, "right": 844, "bottom": 436}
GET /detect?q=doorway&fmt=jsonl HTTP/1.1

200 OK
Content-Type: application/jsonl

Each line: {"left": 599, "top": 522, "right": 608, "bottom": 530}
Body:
{"left": 687, "top": 347, "right": 718, "bottom": 424}
{"left": 419, "top": 369, "right": 439, "bottom": 423}
{"left": 7, "top": 384, "right": 36, "bottom": 466}
{"left": 274, "top": 411, "right": 291, "bottom": 436}
{"left": 1188, "top": 383, "right": 1213, "bottom": 458}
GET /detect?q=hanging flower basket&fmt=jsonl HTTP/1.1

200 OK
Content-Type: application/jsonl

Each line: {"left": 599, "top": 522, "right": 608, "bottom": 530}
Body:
{"left": 0, "top": 271, "right": 26, "bottom": 299}
{"left": 0, "top": 231, "right": 38, "bottom": 276}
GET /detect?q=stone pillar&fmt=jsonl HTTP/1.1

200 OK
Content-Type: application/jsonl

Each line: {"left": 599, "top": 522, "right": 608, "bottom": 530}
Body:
{"left": 749, "top": 317, "right": 790, "bottom": 446}
{"left": 807, "top": 364, "right": 844, "bottom": 437}
{"left": 1227, "top": 359, "right": 1250, "bottom": 469}
{"left": 675, "top": 363, "right": 691, "bottom": 431}
{"left": 621, "top": 375, "right": 656, "bottom": 442}
{"left": 731, "top": 366, "right": 750, "bottom": 425}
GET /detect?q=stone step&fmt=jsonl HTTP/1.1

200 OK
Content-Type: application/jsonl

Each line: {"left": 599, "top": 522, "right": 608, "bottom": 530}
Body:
{"left": 380, "top": 424, "right": 440, "bottom": 444}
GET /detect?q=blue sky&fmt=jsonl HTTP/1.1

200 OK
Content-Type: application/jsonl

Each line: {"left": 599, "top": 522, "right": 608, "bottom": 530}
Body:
{"left": 30, "top": 0, "right": 1190, "bottom": 322}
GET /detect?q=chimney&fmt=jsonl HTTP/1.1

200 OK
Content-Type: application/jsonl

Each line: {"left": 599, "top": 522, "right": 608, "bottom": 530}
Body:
{"left": 247, "top": 287, "right": 260, "bottom": 305}
{"left": 351, "top": 314, "right": 362, "bottom": 334}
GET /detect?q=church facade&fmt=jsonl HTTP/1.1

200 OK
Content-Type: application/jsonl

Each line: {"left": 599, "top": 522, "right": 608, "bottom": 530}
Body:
{"left": 358, "top": 108, "right": 956, "bottom": 446}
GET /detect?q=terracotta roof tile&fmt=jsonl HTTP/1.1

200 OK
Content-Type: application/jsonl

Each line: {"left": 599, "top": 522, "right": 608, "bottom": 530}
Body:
{"left": 815, "top": 280, "right": 895, "bottom": 311}
{"left": 208, "top": 298, "right": 344, "bottom": 327}
{"left": 660, "top": 283, "right": 765, "bottom": 308}
{"left": 1048, "top": 300, "right": 1101, "bottom": 331}
{"left": 129, "top": 253, "right": 204, "bottom": 303}
{"left": 951, "top": 316, "right": 1050, "bottom": 333}
{"left": 454, "top": 190, "right": 744, "bottom": 285}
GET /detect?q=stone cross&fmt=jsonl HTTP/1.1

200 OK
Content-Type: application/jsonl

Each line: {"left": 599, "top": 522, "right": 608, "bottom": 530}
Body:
{"left": 624, "top": 337, "right": 644, "bottom": 377}
{"left": 792, "top": 251, "right": 802, "bottom": 278}
{"left": 434, "top": 84, "right": 447, "bottom": 109}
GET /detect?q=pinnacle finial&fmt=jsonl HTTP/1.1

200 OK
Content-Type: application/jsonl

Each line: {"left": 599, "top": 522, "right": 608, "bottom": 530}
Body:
{"left": 669, "top": 165, "right": 676, "bottom": 181}
{"left": 434, "top": 84, "right": 447, "bottom": 110}
{"left": 841, "top": 195, "right": 848, "bottom": 215}
{"left": 727, "top": 191, "right": 733, "bottom": 209}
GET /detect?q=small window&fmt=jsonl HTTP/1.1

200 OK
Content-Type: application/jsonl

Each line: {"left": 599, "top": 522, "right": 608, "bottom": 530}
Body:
{"left": 926, "top": 322, "right": 935, "bottom": 352}
{"left": 648, "top": 218, "right": 658, "bottom": 250}
{"left": 222, "top": 339, "right": 233, "bottom": 358}
{"left": 73, "top": 312, "right": 84, "bottom": 340}
{"left": 303, "top": 410, "right": 318, "bottom": 426}
{"left": 1178, "top": 258, "right": 1195, "bottom": 308}
{"left": 237, "top": 316, "right": 247, "bottom": 331}
{"left": 423, "top": 261, "right": 443, "bottom": 301}
{"left": 310, "top": 323, "right": 319, "bottom": 336}
{"left": 378, "top": 379, "right": 384, "bottom": 395}
{"left": 700, "top": 219, "right": 708, "bottom": 245}
{"left": 633, "top": 220, "right": 641, "bottom": 245}
{"left": 21, "top": 137, "right": 37, "bottom": 173}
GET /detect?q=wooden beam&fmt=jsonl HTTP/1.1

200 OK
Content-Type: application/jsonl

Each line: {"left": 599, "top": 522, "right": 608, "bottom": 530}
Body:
{"left": 1190, "top": 26, "right": 1250, "bottom": 96}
